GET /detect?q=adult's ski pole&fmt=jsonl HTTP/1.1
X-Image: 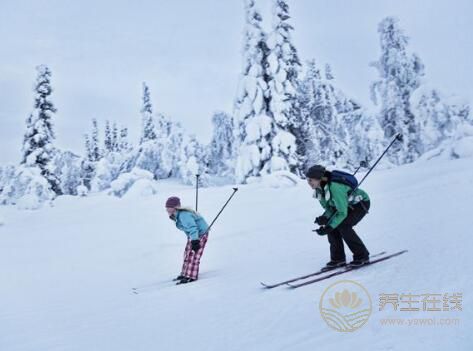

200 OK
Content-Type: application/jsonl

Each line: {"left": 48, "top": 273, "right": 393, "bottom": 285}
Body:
{"left": 207, "top": 187, "right": 238, "bottom": 232}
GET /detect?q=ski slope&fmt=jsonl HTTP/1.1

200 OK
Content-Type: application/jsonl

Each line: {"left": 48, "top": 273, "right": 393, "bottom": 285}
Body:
{"left": 1, "top": 157, "right": 472, "bottom": 351}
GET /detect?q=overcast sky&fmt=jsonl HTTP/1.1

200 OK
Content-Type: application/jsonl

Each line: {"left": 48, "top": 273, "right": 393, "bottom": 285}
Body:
{"left": 1, "top": 0, "right": 472, "bottom": 163}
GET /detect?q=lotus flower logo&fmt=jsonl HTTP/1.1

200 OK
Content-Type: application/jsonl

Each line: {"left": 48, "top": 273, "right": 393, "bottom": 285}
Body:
{"left": 329, "top": 289, "right": 363, "bottom": 309}
{"left": 320, "top": 280, "right": 372, "bottom": 332}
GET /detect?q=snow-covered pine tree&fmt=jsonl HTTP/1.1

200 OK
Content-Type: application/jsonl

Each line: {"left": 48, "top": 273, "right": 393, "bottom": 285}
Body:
{"left": 112, "top": 122, "right": 119, "bottom": 152}
{"left": 80, "top": 119, "right": 102, "bottom": 190}
{"left": 119, "top": 127, "right": 130, "bottom": 152}
{"left": 325, "top": 63, "right": 334, "bottom": 81}
{"left": 414, "top": 88, "right": 472, "bottom": 153}
{"left": 370, "top": 17, "right": 425, "bottom": 164}
{"left": 414, "top": 89, "right": 445, "bottom": 152}
{"left": 52, "top": 150, "right": 82, "bottom": 195}
{"left": 131, "top": 83, "right": 176, "bottom": 180}
{"left": 326, "top": 63, "right": 381, "bottom": 170}
{"left": 179, "top": 134, "right": 208, "bottom": 186}
{"left": 266, "top": 0, "right": 302, "bottom": 174}
{"left": 81, "top": 133, "right": 94, "bottom": 190}
{"left": 294, "top": 60, "right": 352, "bottom": 171}
{"left": 140, "top": 82, "right": 157, "bottom": 144}
{"left": 234, "top": 0, "right": 277, "bottom": 183}
{"left": 104, "top": 120, "right": 113, "bottom": 153}
{"left": 84, "top": 134, "right": 92, "bottom": 162}
{"left": 208, "top": 111, "right": 235, "bottom": 176}
{"left": 156, "top": 113, "right": 172, "bottom": 139}
{"left": 166, "top": 121, "right": 185, "bottom": 178}
{"left": 350, "top": 111, "right": 385, "bottom": 169}
{"left": 91, "top": 118, "right": 101, "bottom": 161}
{"left": 21, "top": 64, "right": 61, "bottom": 195}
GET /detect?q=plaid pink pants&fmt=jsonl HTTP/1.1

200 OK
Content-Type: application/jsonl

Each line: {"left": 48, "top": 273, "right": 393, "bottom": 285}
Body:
{"left": 181, "top": 233, "right": 209, "bottom": 280}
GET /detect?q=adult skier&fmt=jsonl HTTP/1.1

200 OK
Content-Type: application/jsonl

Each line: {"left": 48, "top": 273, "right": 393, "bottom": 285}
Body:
{"left": 305, "top": 165, "right": 371, "bottom": 270}
{"left": 165, "top": 196, "right": 209, "bottom": 284}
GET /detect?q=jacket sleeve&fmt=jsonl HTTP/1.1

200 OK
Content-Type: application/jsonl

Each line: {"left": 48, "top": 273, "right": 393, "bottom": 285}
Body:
{"left": 327, "top": 183, "right": 349, "bottom": 229}
{"left": 178, "top": 212, "right": 199, "bottom": 240}
{"left": 322, "top": 207, "right": 335, "bottom": 219}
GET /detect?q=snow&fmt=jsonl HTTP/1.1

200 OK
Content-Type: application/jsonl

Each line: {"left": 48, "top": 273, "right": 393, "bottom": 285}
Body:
{"left": 0, "top": 166, "right": 54, "bottom": 207}
{"left": 259, "top": 170, "right": 302, "bottom": 188}
{"left": 245, "top": 114, "right": 273, "bottom": 142}
{"left": 109, "top": 168, "right": 155, "bottom": 198}
{"left": 0, "top": 157, "right": 471, "bottom": 350}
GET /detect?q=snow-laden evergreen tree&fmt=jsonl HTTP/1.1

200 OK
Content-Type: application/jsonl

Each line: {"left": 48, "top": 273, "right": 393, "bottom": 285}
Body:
{"left": 140, "top": 82, "right": 157, "bottom": 144}
{"left": 81, "top": 133, "right": 95, "bottom": 190}
{"left": 87, "top": 119, "right": 135, "bottom": 192}
{"left": 0, "top": 165, "right": 55, "bottom": 208}
{"left": 81, "top": 119, "right": 102, "bottom": 190}
{"left": 132, "top": 111, "right": 175, "bottom": 180}
{"left": 83, "top": 134, "right": 93, "bottom": 162}
{"left": 104, "top": 120, "right": 113, "bottom": 153}
{"left": 266, "top": 0, "right": 301, "bottom": 173}
{"left": 350, "top": 112, "right": 385, "bottom": 169}
{"left": 208, "top": 111, "right": 235, "bottom": 176}
{"left": 90, "top": 118, "right": 101, "bottom": 161}
{"left": 156, "top": 113, "right": 172, "bottom": 139}
{"left": 324, "top": 63, "right": 334, "bottom": 80}
{"left": 294, "top": 60, "right": 355, "bottom": 171}
{"left": 166, "top": 121, "right": 185, "bottom": 178}
{"left": 119, "top": 127, "right": 131, "bottom": 152}
{"left": 414, "top": 88, "right": 471, "bottom": 153}
{"left": 130, "top": 84, "right": 178, "bottom": 180}
{"left": 52, "top": 151, "right": 82, "bottom": 195}
{"left": 179, "top": 134, "right": 209, "bottom": 186}
{"left": 133, "top": 139, "right": 164, "bottom": 180}
{"left": 21, "top": 65, "right": 61, "bottom": 195}
{"left": 112, "top": 122, "right": 119, "bottom": 152}
{"left": 370, "top": 17, "right": 425, "bottom": 164}
{"left": 235, "top": 0, "right": 287, "bottom": 183}
{"left": 415, "top": 89, "right": 447, "bottom": 152}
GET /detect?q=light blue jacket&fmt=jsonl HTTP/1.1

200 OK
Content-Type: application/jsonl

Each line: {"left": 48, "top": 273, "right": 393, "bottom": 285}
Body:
{"left": 174, "top": 210, "right": 209, "bottom": 241}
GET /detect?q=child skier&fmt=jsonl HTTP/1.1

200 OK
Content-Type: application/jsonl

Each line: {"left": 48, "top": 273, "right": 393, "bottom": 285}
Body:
{"left": 305, "top": 165, "right": 371, "bottom": 270}
{"left": 165, "top": 196, "right": 209, "bottom": 285}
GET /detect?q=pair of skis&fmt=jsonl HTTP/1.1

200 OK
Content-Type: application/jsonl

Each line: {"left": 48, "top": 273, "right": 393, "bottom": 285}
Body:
{"left": 260, "top": 250, "right": 407, "bottom": 289}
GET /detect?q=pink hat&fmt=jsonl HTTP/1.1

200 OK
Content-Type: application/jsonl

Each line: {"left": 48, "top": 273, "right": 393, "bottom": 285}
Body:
{"left": 165, "top": 196, "right": 181, "bottom": 208}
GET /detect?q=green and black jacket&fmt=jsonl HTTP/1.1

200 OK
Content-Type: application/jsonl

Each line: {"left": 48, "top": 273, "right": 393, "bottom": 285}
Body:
{"left": 314, "top": 181, "right": 370, "bottom": 229}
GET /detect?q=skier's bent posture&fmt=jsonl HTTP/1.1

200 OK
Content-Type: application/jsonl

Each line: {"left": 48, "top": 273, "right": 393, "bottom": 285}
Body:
{"left": 165, "top": 196, "right": 209, "bottom": 285}
{"left": 305, "top": 165, "right": 371, "bottom": 270}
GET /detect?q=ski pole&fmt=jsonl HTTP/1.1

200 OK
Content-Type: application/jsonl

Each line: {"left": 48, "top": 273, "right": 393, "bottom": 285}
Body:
{"left": 355, "top": 133, "right": 402, "bottom": 192}
{"left": 207, "top": 187, "right": 238, "bottom": 232}
{"left": 195, "top": 174, "right": 200, "bottom": 211}
{"left": 314, "top": 133, "right": 402, "bottom": 231}
{"left": 353, "top": 164, "right": 362, "bottom": 176}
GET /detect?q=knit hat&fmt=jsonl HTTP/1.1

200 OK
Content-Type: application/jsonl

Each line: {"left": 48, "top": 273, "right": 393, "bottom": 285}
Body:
{"left": 165, "top": 196, "right": 181, "bottom": 208}
{"left": 305, "top": 165, "right": 326, "bottom": 180}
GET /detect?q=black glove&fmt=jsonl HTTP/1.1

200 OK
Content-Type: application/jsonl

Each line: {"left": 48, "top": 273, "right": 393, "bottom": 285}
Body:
{"left": 315, "top": 216, "right": 328, "bottom": 226}
{"left": 191, "top": 240, "right": 200, "bottom": 252}
{"left": 315, "top": 226, "right": 334, "bottom": 236}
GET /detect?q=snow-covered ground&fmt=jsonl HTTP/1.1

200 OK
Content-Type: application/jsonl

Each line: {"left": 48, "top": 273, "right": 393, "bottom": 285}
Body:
{"left": 1, "top": 158, "right": 472, "bottom": 351}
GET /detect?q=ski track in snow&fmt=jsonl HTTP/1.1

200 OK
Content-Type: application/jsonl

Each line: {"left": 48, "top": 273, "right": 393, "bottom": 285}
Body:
{"left": 0, "top": 158, "right": 472, "bottom": 350}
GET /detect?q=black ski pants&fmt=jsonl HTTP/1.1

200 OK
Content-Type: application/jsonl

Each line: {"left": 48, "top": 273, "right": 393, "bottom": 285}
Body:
{"left": 327, "top": 200, "right": 370, "bottom": 261}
